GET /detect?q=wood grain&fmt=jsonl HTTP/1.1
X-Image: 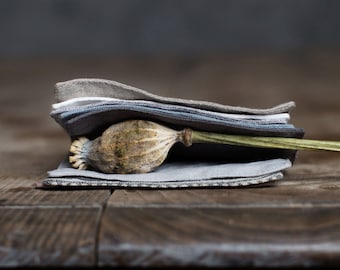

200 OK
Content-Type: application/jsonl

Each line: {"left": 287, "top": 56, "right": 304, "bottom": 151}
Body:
{"left": 107, "top": 177, "right": 340, "bottom": 208}
{"left": 99, "top": 149, "right": 340, "bottom": 266}
{"left": 0, "top": 206, "right": 101, "bottom": 267}
{"left": 98, "top": 206, "right": 340, "bottom": 267}
{"left": 1, "top": 51, "right": 340, "bottom": 267}
{"left": 0, "top": 177, "right": 111, "bottom": 206}
{"left": 107, "top": 156, "right": 340, "bottom": 208}
{"left": 0, "top": 63, "right": 110, "bottom": 267}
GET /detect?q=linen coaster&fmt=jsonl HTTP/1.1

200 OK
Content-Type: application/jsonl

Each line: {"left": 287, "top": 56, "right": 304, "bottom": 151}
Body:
{"left": 40, "top": 78, "right": 304, "bottom": 189}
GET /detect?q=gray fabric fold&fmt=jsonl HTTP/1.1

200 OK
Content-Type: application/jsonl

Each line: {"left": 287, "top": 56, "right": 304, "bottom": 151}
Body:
{"left": 49, "top": 158, "right": 292, "bottom": 182}
{"left": 51, "top": 83, "right": 304, "bottom": 139}
{"left": 53, "top": 101, "right": 301, "bottom": 138}
{"left": 55, "top": 78, "right": 297, "bottom": 115}
{"left": 43, "top": 172, "right": 284, "bottom": 188}
{"left": 44, "top": 159, "right": 291, "bottom": 188}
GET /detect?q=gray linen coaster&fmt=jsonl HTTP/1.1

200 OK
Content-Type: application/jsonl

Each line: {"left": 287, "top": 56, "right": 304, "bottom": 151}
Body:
{"left": 42, "top": 173, "right": 284, "bottom": 188}
{"left": 43, "top": 159, "right": 291, "bottom": 188}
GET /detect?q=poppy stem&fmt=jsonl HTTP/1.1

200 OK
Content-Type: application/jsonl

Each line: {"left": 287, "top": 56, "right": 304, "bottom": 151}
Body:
{"left": 190, "top": 130, "right": 340, "bottom": 152}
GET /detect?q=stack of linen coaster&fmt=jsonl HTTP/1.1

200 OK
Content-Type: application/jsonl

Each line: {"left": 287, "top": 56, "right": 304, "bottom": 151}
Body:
{"left": 40, "top": 78, "right": 304, "bottom": 189}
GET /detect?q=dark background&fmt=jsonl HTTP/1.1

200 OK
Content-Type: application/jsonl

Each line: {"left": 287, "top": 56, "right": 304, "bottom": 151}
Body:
{"left": 1, "top": 0, "right": 340, "bottom": 136}
{"left": 1, "top": 0, "right": 340, "bottom": 57}
{"left": 1, "top": 0, "right": 340, "bottom": 141}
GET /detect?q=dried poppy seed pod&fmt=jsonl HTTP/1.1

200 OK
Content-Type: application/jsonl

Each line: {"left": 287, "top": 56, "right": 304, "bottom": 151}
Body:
{"left": 69, "top": 120, "right": 192, "bottom": 174}
{"left": 70, "top": 119, "right": 340, "bottom": 174}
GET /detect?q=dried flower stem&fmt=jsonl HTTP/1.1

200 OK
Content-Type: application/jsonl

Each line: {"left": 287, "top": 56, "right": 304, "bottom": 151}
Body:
{"left": 190, "top": 130, "right": 340, "bottom": 152}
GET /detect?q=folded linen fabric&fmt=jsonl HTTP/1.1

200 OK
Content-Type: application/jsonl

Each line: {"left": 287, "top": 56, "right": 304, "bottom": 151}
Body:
{"left": 41, "top": 78, "right": 304, "bottom": 188}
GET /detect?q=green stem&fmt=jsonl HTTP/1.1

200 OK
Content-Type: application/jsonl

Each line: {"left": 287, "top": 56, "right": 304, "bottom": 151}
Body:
{"left": 191, "top": 130, "right": 340, "bottom": 152}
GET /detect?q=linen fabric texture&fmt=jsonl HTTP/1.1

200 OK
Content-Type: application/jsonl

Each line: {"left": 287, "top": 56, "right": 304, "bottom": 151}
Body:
{"left": 42, "top": 78, "right": 304, "bottom": 188}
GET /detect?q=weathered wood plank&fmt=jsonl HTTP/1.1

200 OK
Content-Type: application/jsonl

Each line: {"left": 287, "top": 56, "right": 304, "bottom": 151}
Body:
{"left": 0, "top": 206, "right": 101, "bottom": 267}
{"left": 1, "top": 52, "right": 340, "bottom": 268}
{"left": 100, "top": 152, "right": 340, "bottom": 267}
{"left": 98, "top": 206, "right": 340, "bottom": 267}
{"left": 0, "top": 176, "right": 111, "bottom": 206}
{"left": 107, "top": 181, "right": 340, "bottom": 207}
{"left": 107, "top": 162, "right": 340, "bottom": 208}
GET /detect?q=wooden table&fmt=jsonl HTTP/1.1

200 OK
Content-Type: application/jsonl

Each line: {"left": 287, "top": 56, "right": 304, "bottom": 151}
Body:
{"left": 1, "top": 51, "right": 340, "bottom": 268}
